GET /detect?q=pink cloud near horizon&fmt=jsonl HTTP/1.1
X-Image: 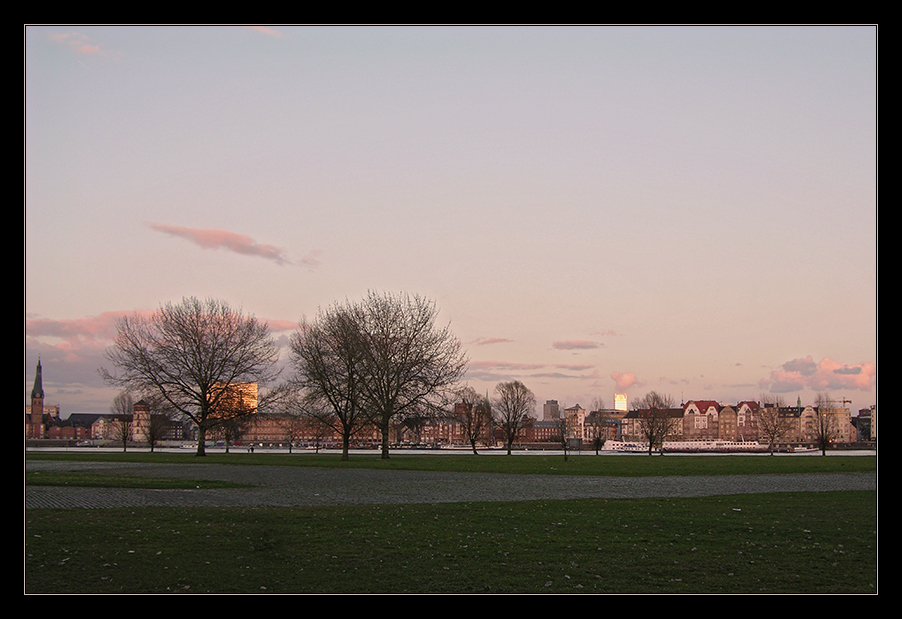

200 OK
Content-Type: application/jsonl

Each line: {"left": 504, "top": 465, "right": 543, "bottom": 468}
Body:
{"left": 761, "top": 356, "right": 876, "bottom": 394}
{"left": 27, "top": 310, "right": 299, "bottom": 355}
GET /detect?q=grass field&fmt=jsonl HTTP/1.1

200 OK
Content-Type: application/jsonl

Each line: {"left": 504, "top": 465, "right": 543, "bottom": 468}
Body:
{"left": 25, "top": 452, "right": 877, "bottom": 594}
{"left": 24, "top": 449, "right": 877, "bottom": 476}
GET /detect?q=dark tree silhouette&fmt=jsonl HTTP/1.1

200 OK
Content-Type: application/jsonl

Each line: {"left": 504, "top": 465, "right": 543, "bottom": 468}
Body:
{"left": 354, "top": 291, "right": 468, "bottom": 460}
{"left": 493, "top": 380, "right": 536, "bottom": 455}
{"left": 101, "top": 297, "right": 286, "bottom": 456}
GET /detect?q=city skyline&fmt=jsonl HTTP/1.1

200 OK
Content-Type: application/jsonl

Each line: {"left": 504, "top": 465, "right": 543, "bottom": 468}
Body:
{"left": 25, "top": 25, "right": 877, "bottom": 417}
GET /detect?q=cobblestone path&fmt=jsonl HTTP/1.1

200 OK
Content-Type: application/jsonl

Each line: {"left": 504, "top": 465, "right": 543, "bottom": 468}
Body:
{"left": 25, "top": 460, "right": 877, "bottom": 510}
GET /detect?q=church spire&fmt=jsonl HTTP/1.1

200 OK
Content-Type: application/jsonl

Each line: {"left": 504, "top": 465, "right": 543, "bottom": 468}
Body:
{"left": 31, "top": 358, "right": 44, "bottom": 400}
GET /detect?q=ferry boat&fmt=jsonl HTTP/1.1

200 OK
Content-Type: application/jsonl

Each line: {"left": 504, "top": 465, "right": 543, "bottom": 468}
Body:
{"left": 662, "top": 440, "right": 767, "bottom": 453}
{"left": 604, "top": 440, "right": 767, "bottom": 453}
{"left": 604, "top": 441, "right": 650, "bottom": 452}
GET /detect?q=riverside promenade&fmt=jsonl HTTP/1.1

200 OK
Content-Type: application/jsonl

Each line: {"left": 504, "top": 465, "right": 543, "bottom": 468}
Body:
{"left": 25, "top": 459, "right": 877, "bottom": 510}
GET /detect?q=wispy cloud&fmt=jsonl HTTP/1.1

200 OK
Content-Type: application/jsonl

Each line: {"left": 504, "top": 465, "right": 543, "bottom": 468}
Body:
{"left": 27, "top": 311, "right": 143, "bottom": 343}
{"left": 464, "top": 359, "right": 599, "bottom": 384}
{"left": 246, "top": 26, "right": 286, "bottom": 38}
{"left": 146, "top": 222, "right": 303, "bottom": 267}
{"left": 552, "top": 340, "right": 602, "bottom": 350}
{"left": 761, "top": 356, "right": 876, "bottom": 394}
{"left": 26, "top": 309, "right": 298, "bottom": 373}
{"left": 468, "top": 360, "right": 546, "bottom": 372}
{"left": 472, "top": 337, "right": 513, "bottom": 346}
{"left": 25, "top": 311, "right": 146, "bottom": 367}
{"left": 48, "top": 31, "right": 116, "bottom": 57}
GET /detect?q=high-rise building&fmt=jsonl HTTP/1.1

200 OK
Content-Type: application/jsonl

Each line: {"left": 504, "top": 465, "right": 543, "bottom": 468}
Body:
{"left": 544, "top": 400, "right": 561, "bottom": 420}
{"left": 614, "top": 393, "right": 628, "bottom": 412}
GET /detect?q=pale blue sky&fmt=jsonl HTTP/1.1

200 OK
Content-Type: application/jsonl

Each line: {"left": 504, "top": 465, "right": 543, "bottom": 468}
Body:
{"left": 25, "top": 25, "right": 877, "bottom": 415}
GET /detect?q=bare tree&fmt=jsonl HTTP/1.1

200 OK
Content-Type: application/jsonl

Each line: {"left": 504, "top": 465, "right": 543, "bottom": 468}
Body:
{"left": 757, "top": 393, "right": 794, "bottom": 454}
{"left": 455, "top": 386, "right": 493, "bottom": 454}
{"left": 354, "top": 291, "right": 469, "bottom": 460}
{"left": 585, "top": 411, "right": 608, "bottom": 455}
{"left": 110, "top": 390, "right": 134, "bottom": 452}
{"left": 289, "top": 303, "right": 371, "bottom": 460}
{"left": 101, "top": 297, "right": 286, "bottom": 457}
{"left": 281, "top": 408, "right": 308, "bottom": 453}
{"left": 632, "top": 391, "right": 680, "bottom": 455}
{"left": 213, "top": 415, "right": 250, "bottom": 453}
{"left": 590, "top": 395, "right": 606, "bottom": 413}
{"left": 813, "top": 392, "right": 843, "bottom": 455}
{"left": 135, "top": 394, "right": 179, "bottom": 452}
{"left": 493, "top": 380, "right": 536, "bottom": 455}
{"left": 553, "top": 414, "right": 572, "bottom": 461}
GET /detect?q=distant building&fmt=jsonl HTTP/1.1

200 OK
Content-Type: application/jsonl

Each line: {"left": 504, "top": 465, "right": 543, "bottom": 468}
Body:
{"left": 853, "top": 405, "right": 875, "bottom": 442}
{"left": 543, "top": 400, "right": 561, "bottom": 420}
{"left": 26, "top": 360, "right": 59, "bottom": 439}
{"left": 565, "top": 404, "right": 586, "bottom": 439}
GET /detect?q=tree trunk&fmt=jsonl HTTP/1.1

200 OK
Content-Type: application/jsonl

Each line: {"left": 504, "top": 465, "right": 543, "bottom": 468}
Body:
{"left": 341, "top": 432, "right": 351, "bottom": 461}
{"left": 380, "top": 421, "right": 391, "bottom": 459}
{"left": 196, "top": 425, "right": 207, "bottom": 457}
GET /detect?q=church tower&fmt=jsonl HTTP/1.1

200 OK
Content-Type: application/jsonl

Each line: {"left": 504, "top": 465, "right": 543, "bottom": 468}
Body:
{"left": 30, "top": 359, "right": 45, "bottom": 439}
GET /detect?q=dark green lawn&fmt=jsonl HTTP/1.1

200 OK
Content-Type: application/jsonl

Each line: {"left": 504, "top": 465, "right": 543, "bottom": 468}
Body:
{"left": 25, "top": 451, "right": 877, "bottom": 594}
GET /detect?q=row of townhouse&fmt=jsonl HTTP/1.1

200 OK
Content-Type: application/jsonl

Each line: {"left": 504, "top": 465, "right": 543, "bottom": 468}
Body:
{"left": 618, "top": 400, "right": 856, "bottom": 447}
{"left": 552, "top": 400, "right": 863, "bottom": 448}
{"left": 25, "top": 401, "right": 862, "bottom": 450}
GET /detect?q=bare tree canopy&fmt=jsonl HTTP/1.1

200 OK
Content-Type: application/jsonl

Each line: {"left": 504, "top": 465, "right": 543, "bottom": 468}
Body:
{"left": 493, "top": 380, "right": 536, "bottom": 455}
{"left": 631, "top": 390, "right": 680, "bottom": 455}
{"left": 813, "top": 392, "right": 844, "bottom": 455}
{"left": 289, "top": 302, "right": 370, "bottom": 460}
{"left": 109, "top": 390, "right": 134, "bottom": 452}
{"left": 100, "top": 297, "right": 285, "bottom": 456}
{"left": 455, "top": 385, "right": 493, "bottom": 455}
{"left": 757, "top": 393, "right": 794, "bottom": 454}
{"left": 354, "top": 291, "right": 468, "bottom": 459}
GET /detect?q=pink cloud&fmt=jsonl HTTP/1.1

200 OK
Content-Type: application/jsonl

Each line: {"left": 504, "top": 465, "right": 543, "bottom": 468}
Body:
{"left": 26, "top": 311, "right": 146, "bottom": 343}
{"left": 27, "top": 310, "right": 298, "bottom": 346}
{"left": 147, "top": 222, "right": 297, "bottom": 266}
{"left": 552, "top": 340, "right": 602, "bottom": 350}
{"left": 246, "top": 26, "right": 285, "bottom": 38}
{"left": 611, "top": 371, "right": 638, "bottom": 391}
{"left": 762, "top": 356, "right": 876, "bottom": 394}
{"left": 264, "top": 318, "right": 299, "bottom": 333}
{"left": 25, "top": 311, "right": 152, "bottom": 366}
{"left": 48, "top": 32, "right": 113, "bottom": 56}
{"left": 473, "top": 338, "right": 514, "bottom": 346}
{"left": 468, "top": 360, "right": 546, "bottom": 372}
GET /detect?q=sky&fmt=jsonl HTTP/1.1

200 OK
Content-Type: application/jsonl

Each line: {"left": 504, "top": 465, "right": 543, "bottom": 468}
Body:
{"left": 25, "top": 25, "right": 877, "bottom": 418}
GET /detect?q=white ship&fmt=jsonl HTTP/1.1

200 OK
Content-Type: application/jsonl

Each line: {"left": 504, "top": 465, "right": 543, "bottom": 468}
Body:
{"left": 661, "top": 440, "right": 767, "bottom": 453}
{"left": 604, "top": 440, "right": 767, "bottom": 453}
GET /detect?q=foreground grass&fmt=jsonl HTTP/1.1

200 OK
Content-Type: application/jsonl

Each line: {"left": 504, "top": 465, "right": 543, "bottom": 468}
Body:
{"left": 25, "top": 451, "right": 877, "bottom": 477}
{"left": 25, "top": 490, "right": 876, "bottom": 594}
{"left": 25, "top": 470, "right": 248, "bottom": 490}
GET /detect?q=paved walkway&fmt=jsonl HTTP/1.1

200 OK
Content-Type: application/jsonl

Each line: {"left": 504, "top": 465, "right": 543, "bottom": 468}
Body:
{"left": 25, "top": 460, "right": 876, "bottom": 510}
